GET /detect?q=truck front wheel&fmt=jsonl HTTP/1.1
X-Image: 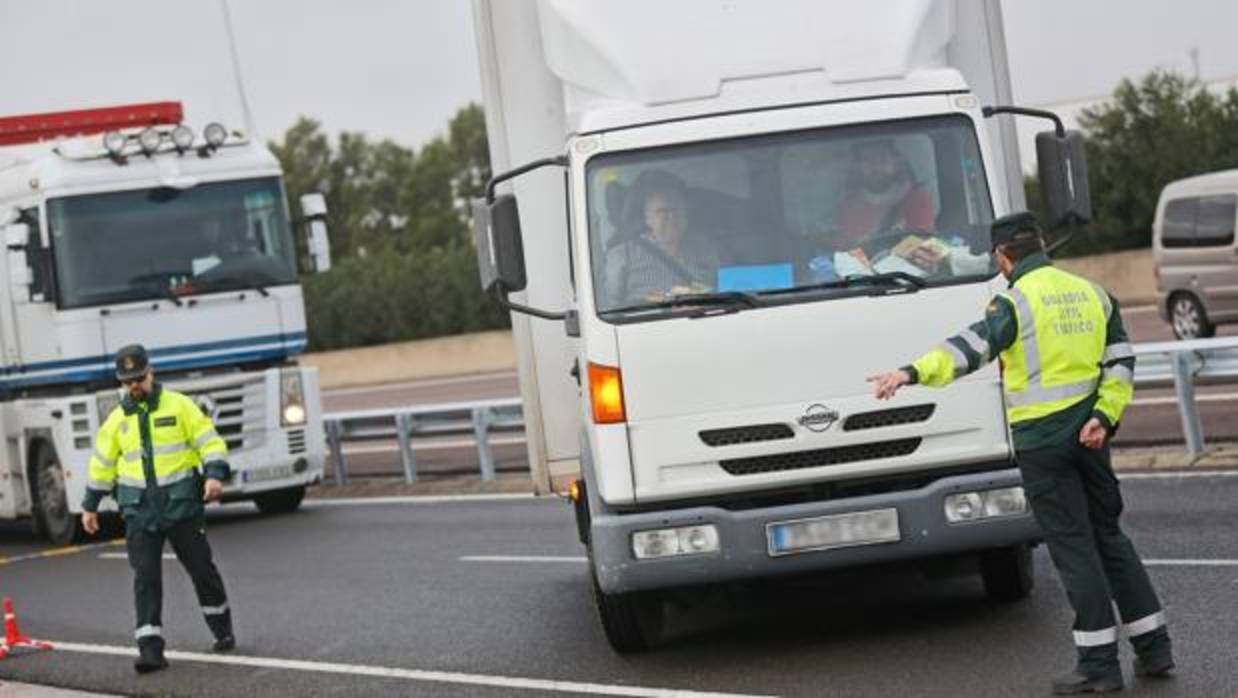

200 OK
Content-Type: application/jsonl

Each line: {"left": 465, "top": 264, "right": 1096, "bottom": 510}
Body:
{"left": 590, "top": 561, "right": 664, "bottom": 653}
{"left": 253, "top": 485, "right": 306, "bottom": 515}
{"left": 31, "top": 443, "right": 80, "bottom": 545}
{"left": 980, "top": 543, "right": 1035, "bottom": 602}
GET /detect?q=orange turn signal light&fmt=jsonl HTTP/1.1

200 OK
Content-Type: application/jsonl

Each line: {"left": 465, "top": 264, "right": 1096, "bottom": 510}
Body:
{"left": 588, "top": 362, "right": 626, "bottom": 424}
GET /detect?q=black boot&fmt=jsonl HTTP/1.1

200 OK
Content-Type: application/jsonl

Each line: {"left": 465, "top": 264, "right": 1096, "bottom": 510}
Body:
{"left": 213, "top": 634, "right": 236, "bottom": 652}
{"left": 1133, "top": 652, "right": 1174, "bottom": 678}
{"left": 133, "top": 641, "right": 169, "bottom": 674}
{"left": 206, "top": 609, "right": 234, "bottom": 652}
{"left": 1051, "top": 670, "right": 1123, "bottom": 695}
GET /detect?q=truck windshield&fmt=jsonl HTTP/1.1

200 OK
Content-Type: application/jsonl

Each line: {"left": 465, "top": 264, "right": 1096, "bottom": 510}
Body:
{"left": 47, "top": 177, "right": 298, "bottom": 309}
{"left": 586, "top": 114, "right": 996, "bottom": 317}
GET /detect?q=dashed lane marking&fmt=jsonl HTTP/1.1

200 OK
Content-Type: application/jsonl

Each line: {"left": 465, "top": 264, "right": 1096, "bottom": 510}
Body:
{"left": 50, "top": 641, "right": 775, "bottom": 698}
{"left": 1143, "top": 559, "right": 1238, "bottom": 567}
{"left": 460, "top": 555, "right": 588, "bottom": 563}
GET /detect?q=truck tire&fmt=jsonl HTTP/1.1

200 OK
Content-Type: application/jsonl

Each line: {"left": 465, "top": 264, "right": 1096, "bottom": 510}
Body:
{"left": 589, "top": 558, "right": 664, "bottom": 653}
{"left": 980, "top": 544, "right": 1034, "bottom": 602}
{"left": 31, "top": 443, "right": 81, "bottom": 545}
{"left": 253, "top": 484, "right": 306, "bottom": 515}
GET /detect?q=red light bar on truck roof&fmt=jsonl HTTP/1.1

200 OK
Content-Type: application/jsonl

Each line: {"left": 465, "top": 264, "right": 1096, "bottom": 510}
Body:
{"left": 0, "top": 102, "right": 184, "bottom": 147}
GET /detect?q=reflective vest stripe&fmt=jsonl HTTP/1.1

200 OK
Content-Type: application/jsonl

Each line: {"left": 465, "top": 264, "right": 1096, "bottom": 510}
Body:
{"left": 1103, "top": 342, "right": 1134, "bottom": 363}
{"left": 1004, "top": 377, "right": 1099, "bottom": 408}
{"left": 1103, "top": 364, "right": 1134, "bottom": 385}
{"left": 195, "top": 429, "right": 220, "bottom": 449}
{"left": 157, "top": 468, "right": 195, "bottom": 486}
{"left": 1090, "top": 281, "right": 1113, "bottom": 319}
{"left": 118, "top": 475, "right": 147, "bottom": 489}
{"left": 122, "top": 449, "right": 142, "bottom": 464}
{"left": 941, "top": 342, "right": 969, "bottom": 376}
{"left": 958, "top": 328, "right": 990, "bottom": 361}
{"left": 88, "top": 479, "right": 114, "bottom": 492}
{"left": 153, "top": 442, "right": 189, "bottom": 457}
{"left": 1073, "top": 626, "right": 1117, "bottom": 647}
{"left": 93, "top": 450, "right": 116, "bottom": 469}
{"left": 1006, "top": 287, "right": 1042, "bottom": 384}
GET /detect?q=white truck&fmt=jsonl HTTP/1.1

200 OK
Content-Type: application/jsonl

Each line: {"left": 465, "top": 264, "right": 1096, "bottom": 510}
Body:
{"left": 470, "top": 0, "right": 1092, "bottom": 651}
{"left": 0, "top": 102, "right": 332, "bottom": 543}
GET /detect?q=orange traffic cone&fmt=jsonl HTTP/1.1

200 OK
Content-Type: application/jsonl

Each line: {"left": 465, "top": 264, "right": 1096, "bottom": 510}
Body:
{"left": 0, "top": 596, "right": 53, "bottom": 659}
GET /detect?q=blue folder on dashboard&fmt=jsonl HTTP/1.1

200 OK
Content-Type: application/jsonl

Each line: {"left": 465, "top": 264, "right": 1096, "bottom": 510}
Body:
{"left": 717, "top": 263, "right": 794, "bottom": 292}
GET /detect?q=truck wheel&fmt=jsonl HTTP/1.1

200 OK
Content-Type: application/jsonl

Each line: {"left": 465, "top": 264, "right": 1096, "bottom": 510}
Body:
{"left": 31, "top": 443, "right": 80, "bottom": 545}
{"left": 253, "top": 485, "right": 306, "bottom": 515}
{"left": 590, "top": 561, "right": 664, "bottom": 653}
{"left": 1170, "top": 293, "right": 1215, "bottom": 339}
{"left": 980, "top": 544, "right": 1034, "bottom": 602}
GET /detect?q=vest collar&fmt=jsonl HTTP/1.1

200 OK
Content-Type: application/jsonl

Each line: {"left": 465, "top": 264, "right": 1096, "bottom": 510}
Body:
{"left": 121, "top": 382, "right": 163, "bottom": 415}
{"left": 1007, "top": 252, "right": 1052, "bottom": 287}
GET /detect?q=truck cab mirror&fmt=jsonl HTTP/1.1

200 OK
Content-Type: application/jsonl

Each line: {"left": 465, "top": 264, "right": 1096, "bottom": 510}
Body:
{"left": 299, "top": 193, "right": 331, "bottom": 273}
{"left": 1035, "top": 130, "right": 1092, "bottom": 226}
{"left": 472, "top": 194, "right": 528, "bottom": 293}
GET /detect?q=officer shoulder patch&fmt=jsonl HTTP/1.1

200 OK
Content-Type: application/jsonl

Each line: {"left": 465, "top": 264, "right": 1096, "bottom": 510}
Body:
{"left": 154, "top": 416, "right": 178, "bottom": 427}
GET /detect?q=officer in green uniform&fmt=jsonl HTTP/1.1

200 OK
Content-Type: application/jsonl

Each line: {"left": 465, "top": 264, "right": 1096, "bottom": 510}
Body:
{"left": 79, "top": 344, "right": 236, "bottom": 673}
{"left": 869, "top": 213, "right": 1173, "bottom": 694}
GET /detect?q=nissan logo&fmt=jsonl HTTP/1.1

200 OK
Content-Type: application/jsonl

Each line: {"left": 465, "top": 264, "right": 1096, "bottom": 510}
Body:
{"left": 798, "top": 404, "right": 840, "bottom": 433}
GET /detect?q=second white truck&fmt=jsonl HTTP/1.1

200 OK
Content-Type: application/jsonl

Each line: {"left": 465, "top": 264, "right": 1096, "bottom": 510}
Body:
{"left": 471, "top": 0, "right": 1092, "bottom": 651}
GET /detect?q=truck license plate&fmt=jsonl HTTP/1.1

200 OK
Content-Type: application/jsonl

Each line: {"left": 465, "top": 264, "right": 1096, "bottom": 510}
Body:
{"left": 766, "top": 508, "right": 901, "bottom": 557}
{"left": 242, "top": 465, "right": 295, "bottom": 484}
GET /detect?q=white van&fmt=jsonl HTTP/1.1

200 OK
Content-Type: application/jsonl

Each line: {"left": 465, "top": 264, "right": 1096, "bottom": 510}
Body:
{"left": 1153, "top": 170, "right": 1238, "bottom": 338}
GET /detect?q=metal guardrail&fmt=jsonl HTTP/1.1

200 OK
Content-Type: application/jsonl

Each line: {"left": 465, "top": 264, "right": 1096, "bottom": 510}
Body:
{"left": 320, "top": 337, "right": 1238, "bottom": 482}
{"left": 1131, "top": 336, "right": 1238, "bottom": 456}
{"left": 323, "top": 398, "right": 523, "bottom": 483}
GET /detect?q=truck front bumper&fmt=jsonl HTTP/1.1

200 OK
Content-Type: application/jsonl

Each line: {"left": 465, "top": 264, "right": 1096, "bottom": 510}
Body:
{"left": 590, "top": 466, "right": 1039, "bottom": 595}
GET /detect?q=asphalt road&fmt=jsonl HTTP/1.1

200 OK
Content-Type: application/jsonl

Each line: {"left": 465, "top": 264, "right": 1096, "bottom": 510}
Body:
{"left": 2, "top": 474, "right": 1236, "bottom": 696}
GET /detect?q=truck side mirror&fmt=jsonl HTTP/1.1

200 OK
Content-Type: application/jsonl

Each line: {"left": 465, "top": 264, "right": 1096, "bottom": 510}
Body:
{"left": 1036, "top": 130, "right": 1092, "bottom": 226}
{"left": 472, "top": 194, "right": 528, "bottom": 293}
{"left": 300, "top": 193, "right": 331, "bottom": 273}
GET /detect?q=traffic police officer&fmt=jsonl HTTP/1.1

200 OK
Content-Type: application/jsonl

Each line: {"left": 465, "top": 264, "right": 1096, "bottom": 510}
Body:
{"left": 869, "top": 213, "right": 1173, "bottom": 694}
{"left": 79, "top": 344, "right": 236, "bottom": 673}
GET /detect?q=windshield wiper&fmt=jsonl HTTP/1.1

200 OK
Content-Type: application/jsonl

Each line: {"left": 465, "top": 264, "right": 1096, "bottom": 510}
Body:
{"left": 201, "top": 275, "right": 271, "bottom": 297}
{"left": 604, "top": 291, "right": 760, "bottom": 316}
{"left": 758, "top": 271, "right": 927, "bottom": 298}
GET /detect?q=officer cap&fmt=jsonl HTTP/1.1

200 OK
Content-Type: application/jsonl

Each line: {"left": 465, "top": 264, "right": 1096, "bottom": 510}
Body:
{"left": 115, "top": 344, "right": 150, "bottom": 381}
{"left": 990, "top": 211, "right": 1043, "bottom": 250}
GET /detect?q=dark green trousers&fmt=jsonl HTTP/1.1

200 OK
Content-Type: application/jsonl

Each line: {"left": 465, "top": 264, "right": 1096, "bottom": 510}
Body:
{"left": 127, "top": 517, "right": 232, "bottom": 650}
{"left": 1019, "top": 442, "right": 1171, "bottom": 676}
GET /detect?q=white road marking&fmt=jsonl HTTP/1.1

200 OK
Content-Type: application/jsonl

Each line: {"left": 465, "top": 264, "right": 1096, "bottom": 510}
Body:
{"left": 1119, "top": 470, "right": 1238, "bottom": 480}
{"left": 50, "top": 641, "right": 772, "bottom": 698}
{"left": 305, "top": 493, "right": 539, "bottom": 507}
{"left": 1123, "top": 305, "right": 1159, "bottom": 314}
{"left": 1130, "top": 393, "right": 1238, "bottom": 407}
{"left": 461, "top": 555, "right": 588, "bottom": 564}
{"left": 1143, "top": 559, "right": 1238, "bottom": 567}
{"left": 98, "top": 553, "right": 176, "bottom": 560}
{"left": 324, "top": 372, "right": 518, "bottom": 397}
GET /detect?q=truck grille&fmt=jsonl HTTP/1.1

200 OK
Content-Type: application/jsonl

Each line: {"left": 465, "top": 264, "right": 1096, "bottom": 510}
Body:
{"left": 719, "top": 438, "right": 922, "bottom": 476}
{"left": 287, "top": 429, "right": 306, "bottom": 455}
{"left": 699, "top": 423, "right": 794, "bottom": 447}
{"left": 843, "top": 404, "right": 936, "bottom": 431}
{"left": 174, "top": 374, "right": 267, "bottom": 453}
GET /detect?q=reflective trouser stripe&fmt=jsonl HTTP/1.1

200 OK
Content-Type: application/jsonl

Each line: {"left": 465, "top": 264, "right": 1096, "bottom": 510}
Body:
{"left": 118, "top": 476, "right": 146, "bottom": 489}
{"left": 1125, "top": 610, "right": 1166, "bottom": 637}
{"left": 1073, "top": 627, "right": 1118, "bottom": 647}
{"left": 135, "top": 625, "right": 162, "bottom": 639}
{"left": 202, "top": 603, "right": 229, "bottom": 616}
{"left": 195, "top": 430, "right": 220, "bottom": 448}
{"left": 1103, "top": 342, "right": 1134, "bottom": 363}
{"left": 1005, "top": 377, "right": 1099, "bottom": 408}
{"left": 87, "top": 479, "right": 114, "bottom": 492}
{"left": 958, "top": 328, "right": 990, "bottom": 361}
{"left": 1103, "top": 364, "right": 1134, "bottom": 385}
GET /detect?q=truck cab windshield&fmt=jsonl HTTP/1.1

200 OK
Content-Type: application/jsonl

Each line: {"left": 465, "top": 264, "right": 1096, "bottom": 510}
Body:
{"left": 47, "top": 177, "right": 298, "bottom": 309}
{"left": 587, "top": 114, "right": 997, "bottom": 318}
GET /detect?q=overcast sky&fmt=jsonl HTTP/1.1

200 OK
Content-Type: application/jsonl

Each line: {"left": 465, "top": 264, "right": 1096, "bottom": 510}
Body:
{"left": 2, "top": 0, "right": 1236, "bottom": 149}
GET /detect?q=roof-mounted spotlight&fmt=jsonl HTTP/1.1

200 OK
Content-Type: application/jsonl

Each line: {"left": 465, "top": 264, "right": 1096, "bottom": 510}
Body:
{"left": 102, "top": 131, "right": 127, "bottom": 157}
{"left": 203, "top": 122, "right": 227, "bottom": 148}
{"left": 171, "top": 125, "right": 195, "bottom": 151}
{"left": 138, "top": 127, "right": 162, "bottom": 155}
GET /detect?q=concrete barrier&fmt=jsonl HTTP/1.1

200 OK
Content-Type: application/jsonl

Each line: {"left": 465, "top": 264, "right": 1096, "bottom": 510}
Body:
{"left": 1056, "top": 248, "right": 1157, "bottom": 308}
{"left": 301, "top": 248, "right": 1158, "bottom": 388}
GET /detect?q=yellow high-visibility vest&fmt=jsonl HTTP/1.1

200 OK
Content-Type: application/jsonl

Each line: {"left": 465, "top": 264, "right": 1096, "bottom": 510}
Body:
{"left": 998, "top": 266, "right": 1111, "bottom": 424}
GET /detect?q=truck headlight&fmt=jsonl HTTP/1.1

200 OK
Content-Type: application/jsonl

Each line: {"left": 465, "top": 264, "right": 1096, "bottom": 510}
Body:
{"left": 632, "top": 524, "right": 719, "bottom": 560}
{"left": 280, "top": 369, "right": 306, "bottom": 426}
{"left": 945, "top": 487, "right": 1027, "bottom": 523}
